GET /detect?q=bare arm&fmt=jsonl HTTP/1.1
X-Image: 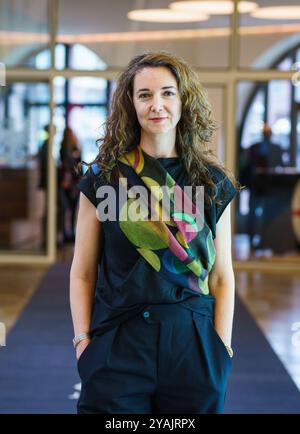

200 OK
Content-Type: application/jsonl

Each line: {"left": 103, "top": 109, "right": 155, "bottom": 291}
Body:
{"left": 208, "top": 204, "right": 235, "bottom": 348}
{"left": 70, "top": 192, "right": 102, "bottom": 357}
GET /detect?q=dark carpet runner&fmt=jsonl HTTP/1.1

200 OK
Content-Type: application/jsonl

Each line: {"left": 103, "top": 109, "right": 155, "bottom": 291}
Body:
{"left": 0, "top": 263, "right": 299, "bottom": 413}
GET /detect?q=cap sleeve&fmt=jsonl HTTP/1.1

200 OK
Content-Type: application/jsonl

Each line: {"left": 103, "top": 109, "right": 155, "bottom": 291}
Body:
{"left": 209, "top": 166, "right": 239, "bottom": 223}
{"left": 77, "top": 163, "right": 101, "bottom": 208}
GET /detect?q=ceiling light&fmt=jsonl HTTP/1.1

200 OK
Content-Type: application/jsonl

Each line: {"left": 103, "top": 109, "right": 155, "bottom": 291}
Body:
{"left": 170, "top": 1, "right": 258, "bottom": 15}
{"left": 251, "top": 6, "right": 300, "bottom": 20}
{"left": 127, "top": 8, "right": 209, "bottom": 23}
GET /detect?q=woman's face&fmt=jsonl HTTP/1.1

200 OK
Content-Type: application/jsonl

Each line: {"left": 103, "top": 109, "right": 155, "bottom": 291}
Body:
{"left": 132, "top": 66, "right": 182, "bottom": 138}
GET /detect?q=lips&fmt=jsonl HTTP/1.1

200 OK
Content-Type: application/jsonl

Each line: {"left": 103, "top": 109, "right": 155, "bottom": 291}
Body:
{"left": 149, "top": 117, "right": 167, "bottom": 121}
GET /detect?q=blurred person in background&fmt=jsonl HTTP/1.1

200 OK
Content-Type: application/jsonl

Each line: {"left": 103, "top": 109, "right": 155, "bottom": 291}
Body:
{"left": 240, "top": 123, "right": 285, "bottom": 252}
{"left": 57, "top": 126, "right": 82, "bottom": 244}
{"left": 37, "top": 124, "right": 57, "bottom": 248}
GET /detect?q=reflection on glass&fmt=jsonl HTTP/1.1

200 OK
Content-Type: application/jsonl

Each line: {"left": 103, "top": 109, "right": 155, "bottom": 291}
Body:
{"left": 277, "top": 57, "right": 293, "bottom": 72}
{"left": 0, "top": 0, "right": 49, "bottom": 69}
{"left": 297, "top": 112, "right": 300, "bottom": 170}
{"left": 239, "top": 0, "right": 300, "bottom": 69}
{"left": 69, "top": 77, "right": 107, "bottom": 104}
{"left": 240, "top": 87, "right": 265, "bottom": 149}
{"left": 236, "top": 79, "right": 300, "bottom": 260}
{"left": 295, "top": 47, "right": 300, "bottom": 103}
{"left": 0, "top": 82, "right": 50, "bottom": 252}
{"left": 68, "top": 106, "right": 107, "bottom": 163}
{"left": 57, "top": 0, "right": 231, "bottom": 68}
{"left": 205, "top": 87, "right": 225, "bottom": 161}
{"left": 68, "top": 44, "right": 107, "bottom": 71}
{"left": 53, "top": 76, "right": 108, "bottom": 163}
{"left": 31, "top": 44, "right": 66, "bottom": 71}
{"left": 52, "top": 76, "right": 109, "bottom": 244}
{"left": 268, "top": 80, "right": 291, "bottom": 155}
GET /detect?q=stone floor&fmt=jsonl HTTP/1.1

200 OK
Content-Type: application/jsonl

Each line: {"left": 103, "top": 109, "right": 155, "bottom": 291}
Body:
{"left": 1, "top": 243, "right": 300, "bottom": 390}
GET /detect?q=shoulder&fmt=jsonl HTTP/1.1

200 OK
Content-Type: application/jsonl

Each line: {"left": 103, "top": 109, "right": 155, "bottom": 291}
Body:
{"left": 207, "top": 165, "right": 226, "bottom": 182}
{"left": 77, "top": 163, "right": 108, "bottom": 207}
{"left": 207, "top": 165, "right": 233, "bottom": 193}
{"left": 207, "top": 164, "right": 239, "bottom": 223}
{"left": 206, "top": 165, "right": 235, "bottom": 204}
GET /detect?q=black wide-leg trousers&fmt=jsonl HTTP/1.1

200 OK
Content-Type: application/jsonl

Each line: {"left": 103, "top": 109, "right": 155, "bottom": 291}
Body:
{"left": 77, "top": 296, "right": 233, "bottom": 414}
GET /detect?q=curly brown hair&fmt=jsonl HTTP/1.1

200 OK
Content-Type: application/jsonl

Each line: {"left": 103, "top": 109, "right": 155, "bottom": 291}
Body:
{"left": 77, "top": 50, "right": 241, "bottom": 207}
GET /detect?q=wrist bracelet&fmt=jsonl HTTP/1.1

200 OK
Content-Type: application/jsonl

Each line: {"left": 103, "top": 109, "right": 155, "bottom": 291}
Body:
{"left": 73, "top": 332, "right": 90, "bottom": 349}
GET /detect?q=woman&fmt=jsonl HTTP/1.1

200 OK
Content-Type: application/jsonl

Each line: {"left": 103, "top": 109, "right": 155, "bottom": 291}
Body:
{"left": 58, "top": 126, "right": 82, "bottom": 243}
{"left": 70, "top": 51, "right": 241, "bottom": 414}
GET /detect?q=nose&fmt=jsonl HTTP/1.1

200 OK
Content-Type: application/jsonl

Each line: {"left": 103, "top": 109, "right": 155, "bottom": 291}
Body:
{"left": 150, "top": 96, "right": 164, "bottom": 113}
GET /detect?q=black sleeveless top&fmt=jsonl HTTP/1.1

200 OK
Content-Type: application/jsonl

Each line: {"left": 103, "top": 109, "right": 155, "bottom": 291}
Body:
{"left": 77, "top": 157, "right": 238, "bottom": 336}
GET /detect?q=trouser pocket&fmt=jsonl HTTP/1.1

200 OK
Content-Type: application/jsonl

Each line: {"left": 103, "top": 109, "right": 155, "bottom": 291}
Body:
{"left": 207, "top": 317, "right": 233, "bottom": 363}
{"left": 77, "top": 326, "right": 120, "bottom": 383}
{"left": 192, "top": 312, "right": 233, "bottom": 372}
{"left": 77, "top": 337, "right": 95, "bottom": 378}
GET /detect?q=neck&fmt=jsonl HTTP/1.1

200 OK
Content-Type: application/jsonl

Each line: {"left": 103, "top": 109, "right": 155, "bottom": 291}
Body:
{"left": 139, "top": 131, "right": 178, "bottom": 158}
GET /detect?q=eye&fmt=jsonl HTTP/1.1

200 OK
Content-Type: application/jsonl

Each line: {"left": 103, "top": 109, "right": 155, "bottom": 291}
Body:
{"left": 138, "top": 93, "right": 151, "bottom": 99}
{"left": 164, "top": 91, "right": 176, "bottom": 96}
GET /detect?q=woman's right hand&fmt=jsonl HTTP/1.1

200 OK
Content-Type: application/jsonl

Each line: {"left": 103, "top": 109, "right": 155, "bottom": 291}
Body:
{"left": 76, "top": 338, "right": 91, "bottom": 361}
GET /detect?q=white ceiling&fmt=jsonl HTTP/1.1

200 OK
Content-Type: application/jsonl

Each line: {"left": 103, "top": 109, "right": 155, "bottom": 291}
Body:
{"left": 57, "top": 0, "right": 300, "bottom": 34}
{"left": 1, "top": 0, "right": 299, "bottom": 34}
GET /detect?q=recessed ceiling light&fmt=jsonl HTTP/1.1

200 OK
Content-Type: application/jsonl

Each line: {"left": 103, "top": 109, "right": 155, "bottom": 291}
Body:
{"left": 127, "top": 8, "right": 209, "bottom": 23}
{"left": 170, "top": 1, "right": 258, "bottom": 15}
{"left": 251, "top": 6, "right": 300, "bottom": 20}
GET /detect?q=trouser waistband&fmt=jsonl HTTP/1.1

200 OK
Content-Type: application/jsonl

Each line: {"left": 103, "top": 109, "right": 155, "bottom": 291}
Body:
{"left": 177, "top": 294, "right": 215, "bottom": 319}
{"left": 90, "top": 295, "right": 215, "bottom": 337}
{"left": 142, "top": 295, "right": 215, "bottom": 320}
